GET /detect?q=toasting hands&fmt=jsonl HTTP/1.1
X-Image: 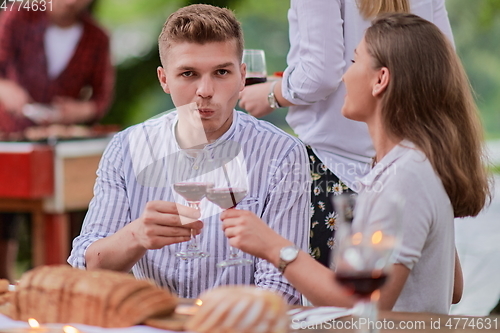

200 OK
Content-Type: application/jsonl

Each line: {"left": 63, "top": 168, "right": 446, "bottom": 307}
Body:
{"left": 132, "top": 201, "right": 203, "bottom": 250}
{"left": 220, "top": 209, "right": 291, "bottom": 262}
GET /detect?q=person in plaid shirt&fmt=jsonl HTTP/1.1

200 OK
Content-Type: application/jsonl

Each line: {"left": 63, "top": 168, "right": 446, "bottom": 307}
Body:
{"left": 0, "top": 0, "right": 114, "bottom": 281}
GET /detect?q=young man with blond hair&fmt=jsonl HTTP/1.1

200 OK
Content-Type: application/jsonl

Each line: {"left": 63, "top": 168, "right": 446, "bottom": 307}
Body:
{"left": 69, "top": 4, "right": 310, "bottom": 304}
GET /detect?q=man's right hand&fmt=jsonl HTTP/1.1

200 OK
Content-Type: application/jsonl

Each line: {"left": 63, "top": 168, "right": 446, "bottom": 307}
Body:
{"left": 85, "top": 201, "right": 202, "bottom": 272}
{"left": 131, "top": 200, "right": 202, "bottom": 250}
{"left": 0, "top": 79, "right": 31, "bottom": 114}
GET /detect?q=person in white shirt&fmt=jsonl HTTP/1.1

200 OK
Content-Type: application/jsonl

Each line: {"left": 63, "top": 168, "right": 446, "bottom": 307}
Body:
{"left": 240, "top": 0, "right": 455, "bottom": 267}
{"left": 223, "top": 13, "right": 491, "bottom": 313}
{"left": 69, "top": 4, "right": 310, "bottom": 305}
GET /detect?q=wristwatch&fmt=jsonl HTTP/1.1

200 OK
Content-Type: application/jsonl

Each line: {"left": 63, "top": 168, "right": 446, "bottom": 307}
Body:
{"left": 278, "top": 245, "right": 300, "bottom": 274}
{"left": 267, "top": 80, "right": 281, "bottom": 109}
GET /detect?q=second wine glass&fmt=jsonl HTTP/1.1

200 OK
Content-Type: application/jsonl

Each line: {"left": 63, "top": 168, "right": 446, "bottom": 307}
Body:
{"left": 205, "top": 155, "right": 253, "bottom": 267}
{"left": 243, "top": 49, "right": 267, "bottom": 86}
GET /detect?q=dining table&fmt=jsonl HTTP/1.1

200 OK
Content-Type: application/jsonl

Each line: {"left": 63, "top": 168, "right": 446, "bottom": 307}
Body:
{"left": 1, "top": 304, "right": 498, "bottom": 333}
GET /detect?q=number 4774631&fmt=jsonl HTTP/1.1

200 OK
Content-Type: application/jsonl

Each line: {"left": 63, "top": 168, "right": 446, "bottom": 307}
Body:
{"left": 0, "top": 0, "right": 53, "bottom": 11}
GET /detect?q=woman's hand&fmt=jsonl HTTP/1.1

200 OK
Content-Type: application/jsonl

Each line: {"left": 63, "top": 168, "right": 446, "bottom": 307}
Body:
{"left": 238, "top": 82, "right": 276, "bottom": 118}
{"left": 220, "top": 209, "right": 290, "bottom": 263}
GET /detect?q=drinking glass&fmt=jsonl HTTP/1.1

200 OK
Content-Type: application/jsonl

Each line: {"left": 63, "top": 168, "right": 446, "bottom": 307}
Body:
{"left": 205, "top": 155, "right": 253, "bottom": 267}
{"left": 172, "top": 149, "right": 212, "bottom": 259}
{"left": 243, "top": 49, "right": 267, "bottom": 86}
{"left": 333, "top": 194, "right": 403, "bottom": 333}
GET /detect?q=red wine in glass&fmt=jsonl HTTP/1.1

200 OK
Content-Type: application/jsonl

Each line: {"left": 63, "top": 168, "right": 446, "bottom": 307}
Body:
{"left": 206, "top": 186, "right": 251, "bottom": 267}
{"left": 173, "top": 182, "right": 214, "bottom": 202}
{"left": 245, "top": 77, "right": 267, "bottom": 86}
{"left": 173, "top": 181, "right": 213, "bottom": 260}
{"left": 335, "top": 271, "right": 388, "bottom": 298}
{"left": 206, "top": 188, "right": 247, "bottom": 209}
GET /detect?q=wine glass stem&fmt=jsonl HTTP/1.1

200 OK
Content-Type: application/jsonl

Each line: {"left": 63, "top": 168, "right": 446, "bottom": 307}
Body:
{"left": 356, "top": 298, "right": 378, "bottom": 333}
{"left": 229, "top": 246, "right": 240, "bottom": 259}
{"left": 188, "top": 202, "right": 201, "bottom": 250}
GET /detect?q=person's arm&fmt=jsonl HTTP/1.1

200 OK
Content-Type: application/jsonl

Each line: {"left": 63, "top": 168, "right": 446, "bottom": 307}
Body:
{"left": 0, "top": 79, "right": 31, "bottom": 115}
{"left": 52, "top": 97, "right": 97, "bottom": 124}
{"left": 68, "top": 132, "right": 201, "bottom": 272}
{"left": 281, "top": 0, "right": 345, "bottom": 104}
{"left": 252, "top": 142, "right": 311, "bottom": 304}
{"left": 0, "top": 10, "right": 31, "bottom": 114}
{"left": 377, "top": 249, "right": 462, "bottom": 309}
{"left": 239, "top": 0, "right": 345, "bottom": 118}
{"left": 432, "top": 0, "right": 455, "bottom": 47}
{"left": 85, "top": 201, "right": 201, "bottom": 272}
{"left": 221, "top": 209, "right": 355, "bottom": 307}
{"left": 238, "top": 79, "right": 291, "bottom": 118}
{"left": 453, "top": 248, "right": 463, "bottom": 304}
{"left": 378, "top": 264, "right": 411, "bottom": 310}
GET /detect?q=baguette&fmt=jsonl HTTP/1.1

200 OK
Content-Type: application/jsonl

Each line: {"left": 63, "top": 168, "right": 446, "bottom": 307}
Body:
{"left": 7, "top": 265, "right": 177, "bottom": 327}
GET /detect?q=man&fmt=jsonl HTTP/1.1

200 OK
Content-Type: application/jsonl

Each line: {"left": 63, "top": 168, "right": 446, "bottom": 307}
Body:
{"left": 0, "top": 0, "right": 114, "bottom": 282}
{"left": 69, "top": 4, "right": 310, "bottom": 304}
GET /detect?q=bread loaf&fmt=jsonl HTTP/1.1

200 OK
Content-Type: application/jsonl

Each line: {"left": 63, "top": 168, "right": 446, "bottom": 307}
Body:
{"left": 185, "top": 286, "right": 290, "bottom": 333}
{"left": 8, "top": 265, "right": 177, "bottom": 327}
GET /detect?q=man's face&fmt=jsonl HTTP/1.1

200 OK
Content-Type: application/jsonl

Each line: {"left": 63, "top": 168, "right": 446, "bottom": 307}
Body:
{"left": 158, "top": 40, "right": 245, "bottom": 142}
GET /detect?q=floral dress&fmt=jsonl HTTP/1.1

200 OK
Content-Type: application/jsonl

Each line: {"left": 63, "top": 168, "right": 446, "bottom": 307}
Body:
{"left": 306, "top": 146, "right": 352, "bottom": 267}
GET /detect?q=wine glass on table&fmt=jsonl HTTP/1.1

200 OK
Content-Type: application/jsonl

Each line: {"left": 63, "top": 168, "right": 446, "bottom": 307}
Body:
{"left": 243, "top": 49, "right": 267, "bottom": 86}
{"left": 172, "top": 149, "right": 213, "bottom": 260}
{"left": 333, "top": 194, "right": 403, "bottom": 333}
{"left": 205, "top": 155, "right": 253, "bottom": 267}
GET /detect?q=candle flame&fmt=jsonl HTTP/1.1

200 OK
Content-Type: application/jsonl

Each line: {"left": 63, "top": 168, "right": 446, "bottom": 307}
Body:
{"left": 28, "top": 318, "right": 40, "bottom": 328}
{"left": 371, "top": 290, "right": 381, "bottom": 302}
{"left": 195, "top": 299, "right": 203, "bottom": 306}
{"left": 63, "top": 325, "right": 80, "bottom": 333}
{"left": 371, "top": 230, "right": 383, "bottom": 245}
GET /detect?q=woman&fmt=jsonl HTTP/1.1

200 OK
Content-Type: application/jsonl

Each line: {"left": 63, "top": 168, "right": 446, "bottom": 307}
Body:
{"left": 223, "top": 13, "right": 490, "bottom": 314}
{"left": 239, "top": 0, "right": 455, "bottom": 267}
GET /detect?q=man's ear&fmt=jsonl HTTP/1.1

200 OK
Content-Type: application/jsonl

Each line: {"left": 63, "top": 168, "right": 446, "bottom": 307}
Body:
{"left": 373, "top": 67, "right": 390, "bottom": 97}
{"left": 157, "top": 66, "right": 170, "bottom": 94}
{"left": 239, "top": 62, "right": 246, "bottom": 91}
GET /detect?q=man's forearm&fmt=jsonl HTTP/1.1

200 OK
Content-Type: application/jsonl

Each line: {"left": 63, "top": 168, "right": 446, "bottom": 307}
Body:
{"left": 85, "top": 222, "right": 147, "bottom": 272}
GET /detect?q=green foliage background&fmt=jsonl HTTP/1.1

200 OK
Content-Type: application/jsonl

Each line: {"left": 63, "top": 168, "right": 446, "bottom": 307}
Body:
{"left": 94, "top": 0, "right": 500, "bottom": 139}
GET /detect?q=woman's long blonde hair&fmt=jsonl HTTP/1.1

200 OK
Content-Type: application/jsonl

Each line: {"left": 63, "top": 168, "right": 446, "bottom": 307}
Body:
{"left": 365, "top": 13, "right": 491, "bottom": 218}
{"left": 357, "top": 0, "right": 410, "bottom": 18}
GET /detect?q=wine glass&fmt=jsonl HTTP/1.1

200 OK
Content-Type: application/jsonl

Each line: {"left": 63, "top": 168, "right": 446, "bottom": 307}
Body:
{"left": 172, "top": 149, "right": 212, "bottom": 260}
{"left": 332, "top": 194, "right": 403, "bottom": 333}
{"left": 205, "top": 155, "right": 253, "bottom": 267}
{"left": 243, "top": 49, "right": 267, "bottom": 86}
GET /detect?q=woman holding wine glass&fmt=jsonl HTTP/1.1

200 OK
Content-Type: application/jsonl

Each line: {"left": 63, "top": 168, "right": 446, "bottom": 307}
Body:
{"left": 239, "top": 0, "right": 456, "bottom": 268}
{"left": 222, "top": 13, "right": 491, "bottom": 314}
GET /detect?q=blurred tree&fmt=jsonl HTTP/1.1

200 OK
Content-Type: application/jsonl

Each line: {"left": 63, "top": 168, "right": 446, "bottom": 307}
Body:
{"left": 479, "top": 0, "right": 500, "bottom": 27}
{"left": 448, "top": 0, "right": 500, "bottom": 138}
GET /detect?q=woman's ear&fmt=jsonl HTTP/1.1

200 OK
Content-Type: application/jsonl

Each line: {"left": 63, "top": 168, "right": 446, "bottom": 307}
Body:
{"left": 373, "top": 67, "right": 390, "bottom": 97}
{"left": 157, "top": 66, "right": 170, "bottom": 94}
